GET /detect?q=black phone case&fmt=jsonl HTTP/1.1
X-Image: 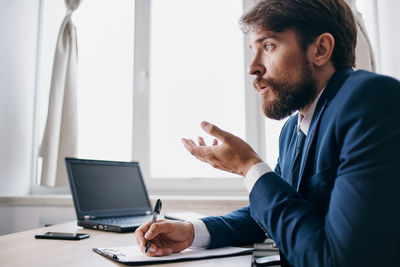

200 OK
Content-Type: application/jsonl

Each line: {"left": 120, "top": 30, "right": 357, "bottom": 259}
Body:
{"left": 34, "top": 233, "right": 89, "bottom": 240}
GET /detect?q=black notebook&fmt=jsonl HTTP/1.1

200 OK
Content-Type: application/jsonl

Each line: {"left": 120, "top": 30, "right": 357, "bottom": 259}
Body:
{"left": 65, "top": 158, "right": 153, "bottom": 233}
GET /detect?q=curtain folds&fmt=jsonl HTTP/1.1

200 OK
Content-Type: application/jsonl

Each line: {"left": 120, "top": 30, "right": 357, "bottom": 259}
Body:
{"left": 347, "top": 0, "right": 376, "bottom": 72}
{"left": 39, "top": 0, "right": 81, "bottom": 187}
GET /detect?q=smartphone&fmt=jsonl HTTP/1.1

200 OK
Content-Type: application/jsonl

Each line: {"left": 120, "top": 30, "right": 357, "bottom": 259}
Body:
{"left": 34, "top": 232, "right": 90, "bottom": 240}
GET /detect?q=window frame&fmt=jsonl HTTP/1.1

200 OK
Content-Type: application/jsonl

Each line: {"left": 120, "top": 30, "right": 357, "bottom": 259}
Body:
{"left": 30, "top": 0, "right": 265, "bottom": 196}
{"left": 132, "top": 0, "right": 264, "bottom": 196}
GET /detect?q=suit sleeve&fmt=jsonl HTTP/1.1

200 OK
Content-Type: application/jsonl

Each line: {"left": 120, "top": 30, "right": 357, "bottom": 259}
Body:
{"left": 201, "top": 206, "right": 267, "bottom": 248}
{"left": 250, "top": 75, "right": 400, "bottom": 266}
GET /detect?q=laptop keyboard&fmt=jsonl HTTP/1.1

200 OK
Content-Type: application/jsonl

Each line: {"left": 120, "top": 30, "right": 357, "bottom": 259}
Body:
{"left": 94, "top": 215, "right": 152, "bottom": 225}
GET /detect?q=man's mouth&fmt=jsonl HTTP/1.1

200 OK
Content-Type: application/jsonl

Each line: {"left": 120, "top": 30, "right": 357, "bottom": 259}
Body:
{"left": 259, "top": 86, "right": 269, "bottom": 96}
{"left": 254, "top": 78, "right": 272, "bottom": 96}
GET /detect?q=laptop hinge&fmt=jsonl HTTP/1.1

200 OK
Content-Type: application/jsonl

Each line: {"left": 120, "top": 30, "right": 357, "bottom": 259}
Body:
{"left": 83, "top": 215, "right": 95, "bottom": 220}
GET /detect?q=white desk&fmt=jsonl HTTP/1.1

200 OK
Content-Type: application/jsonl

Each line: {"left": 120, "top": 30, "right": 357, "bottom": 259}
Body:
{"left": 0, "top": 221, "right": 252, "bottom": 267}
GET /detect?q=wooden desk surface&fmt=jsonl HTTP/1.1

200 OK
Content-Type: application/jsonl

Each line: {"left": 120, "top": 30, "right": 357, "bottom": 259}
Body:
{"left": 0, "top": 221, "right": 251, "bottom": 267}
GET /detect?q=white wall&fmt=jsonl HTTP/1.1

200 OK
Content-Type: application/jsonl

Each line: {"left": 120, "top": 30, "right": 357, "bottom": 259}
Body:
{"left": 0, "top": 0, "right": 39, "bottom": 196}
{"left": 0, "top": 205, "right": 76, "bottom": 235}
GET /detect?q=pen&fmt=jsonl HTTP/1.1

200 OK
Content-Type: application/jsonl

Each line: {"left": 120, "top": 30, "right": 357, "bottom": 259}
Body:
{"left": 145, "top": 199, "right": 162, "bottom": 253}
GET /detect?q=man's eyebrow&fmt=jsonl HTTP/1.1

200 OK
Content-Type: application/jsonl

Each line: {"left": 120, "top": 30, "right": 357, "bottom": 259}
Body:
{"left": 249, "top": 34, "right": 279, "bottom": 49}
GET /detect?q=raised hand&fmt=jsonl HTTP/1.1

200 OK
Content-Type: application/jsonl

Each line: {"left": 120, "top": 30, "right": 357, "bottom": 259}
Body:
{"left": 181, "top": 121, "right": 263, "bottom": 176}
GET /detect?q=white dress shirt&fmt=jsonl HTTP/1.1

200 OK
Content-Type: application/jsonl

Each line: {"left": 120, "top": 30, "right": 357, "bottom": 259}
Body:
{"left": 189, "top": 89, "right": 324, "bottom": 249}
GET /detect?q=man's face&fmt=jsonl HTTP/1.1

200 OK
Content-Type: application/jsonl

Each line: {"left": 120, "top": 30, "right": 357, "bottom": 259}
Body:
{"left": 248, "top": 28, "right": 318, "bottom": 120}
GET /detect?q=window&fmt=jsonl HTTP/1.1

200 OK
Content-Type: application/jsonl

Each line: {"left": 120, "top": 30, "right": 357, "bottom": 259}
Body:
{"left": 149, "top": 0, "right": 246, "bottom": 178}
{"left": 133, "top": 0, "right": 270, "bottom": 195}
{"left": 74, "top": 1, "right": 134, "bottom": 162}
{"left": 33, "top": 0, "right": 283, "bottom": 195}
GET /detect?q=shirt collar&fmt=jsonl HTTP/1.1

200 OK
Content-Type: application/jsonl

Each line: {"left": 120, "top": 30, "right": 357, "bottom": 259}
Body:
{"left": 297, "top": 88, "right": 325, "bottom": 135}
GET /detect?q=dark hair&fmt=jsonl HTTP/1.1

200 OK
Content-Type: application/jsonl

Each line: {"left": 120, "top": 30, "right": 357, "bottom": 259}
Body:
{"left": 239, "top": 0, "right": 357, "bottom": 69}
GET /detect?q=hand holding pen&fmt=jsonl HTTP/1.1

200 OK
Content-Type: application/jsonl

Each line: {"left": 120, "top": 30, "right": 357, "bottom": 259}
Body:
{"left": 145, "top": 199, "right": 162, "bottom": 253}
{"left": 134, "top": 198, "right": 195, "bottom": 257}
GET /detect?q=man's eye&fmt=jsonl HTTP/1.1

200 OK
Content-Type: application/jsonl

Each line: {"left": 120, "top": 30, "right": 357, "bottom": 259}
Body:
{"left": 265, "top": 44, "right": 274, "bottom": 51}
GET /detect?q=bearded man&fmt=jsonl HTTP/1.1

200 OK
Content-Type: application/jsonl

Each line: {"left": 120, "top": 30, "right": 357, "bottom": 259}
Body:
{"left": 135, "top": 1, "right": 400, "bottom": 266}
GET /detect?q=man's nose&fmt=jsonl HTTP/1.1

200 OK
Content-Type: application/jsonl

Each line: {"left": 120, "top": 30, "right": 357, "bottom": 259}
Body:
{"left": 248, "top": 54, "right": 266, "bottom": 76}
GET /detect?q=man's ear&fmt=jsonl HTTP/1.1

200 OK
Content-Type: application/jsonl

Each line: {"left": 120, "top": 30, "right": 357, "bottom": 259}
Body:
{"left": 310, "top": 33, "right": 335, "bottom": 67}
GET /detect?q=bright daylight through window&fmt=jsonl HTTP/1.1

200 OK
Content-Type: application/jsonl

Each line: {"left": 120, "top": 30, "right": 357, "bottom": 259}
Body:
{"left": 34, "top": 0, "right": 284, "bottom": 193}
{"left": 149, "top": 0, "right": 246, "bottom": 178}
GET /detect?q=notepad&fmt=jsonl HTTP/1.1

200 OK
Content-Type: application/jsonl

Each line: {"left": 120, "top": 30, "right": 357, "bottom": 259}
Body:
{"left": 93, "top": 245, "right": 253, "bottom": 265}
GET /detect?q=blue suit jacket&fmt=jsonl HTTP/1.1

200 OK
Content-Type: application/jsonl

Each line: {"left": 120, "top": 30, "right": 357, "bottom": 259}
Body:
{"left": 202, "top": 68, "right": 400, "bottom": 266}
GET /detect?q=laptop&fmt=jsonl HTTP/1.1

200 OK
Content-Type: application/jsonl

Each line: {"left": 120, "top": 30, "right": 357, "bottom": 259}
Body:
{"left": 65, "top": 158, "right": 153, "bottom": 233}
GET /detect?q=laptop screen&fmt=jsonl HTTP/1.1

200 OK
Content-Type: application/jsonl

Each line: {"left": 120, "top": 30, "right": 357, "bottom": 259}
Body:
{"left": 65, "top": 158, "right": 152, "bottom": 219}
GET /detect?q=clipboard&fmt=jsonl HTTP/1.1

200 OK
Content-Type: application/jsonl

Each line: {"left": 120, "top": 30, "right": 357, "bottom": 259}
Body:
{"left": 93, "top": 245, "right": 253, "bottom": 265}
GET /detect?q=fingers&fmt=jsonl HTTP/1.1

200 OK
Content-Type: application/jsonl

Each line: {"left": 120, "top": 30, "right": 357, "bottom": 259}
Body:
{"left": 200, "top": 121, "right": 230, "bottom": 143}
{"left": 213, "top": 138, "right": 218, "bottom": 146}
{"left": 182, "top": 138, "right": 197, "bottom": 149}
{"left": 144, "top": 221, "right": 174, "bottom": 241}
{"left": 144, "top": 221, "right": 194, "bottom": 257}
{"left": 198, "top": 136, "right": 206, "bottom": 146}
{"left": 181, "top": 138, "right": 209, "bottom": 162}
{"left": 182, "top": 122, "right": 225, "bottom": 152}
{"left": 181, "top": 122, "right": 227, "bottom": 163}
{"left": 181, "top": 138, "right": 197, "bottom": 152}
{"left": 145, "top": 244, "right": 173, "bottom": 257}
{"left": 135, "top": 220, "right": 153, "bottom": 248}
{"left": 135, "top": 220, "right": 166, "bottom": 248}
{"left": 135, "top": 220, "right": 174, "bottom": 256}
{"left": 198, "top": 137, "right": 218, "bottom": 146}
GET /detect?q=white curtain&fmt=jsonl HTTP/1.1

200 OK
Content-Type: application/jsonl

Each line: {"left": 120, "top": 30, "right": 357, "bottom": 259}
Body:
{"left": 350, "top": 0, "right": 400, "bottom": 79}
{"left": 346, "top": 0, "right": 376, "bottom": 72}
{"left": 39, "top": 0, "right": 82, "bottom": 187}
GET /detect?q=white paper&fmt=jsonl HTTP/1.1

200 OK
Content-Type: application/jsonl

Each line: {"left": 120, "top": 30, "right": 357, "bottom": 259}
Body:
{"left": 94, "top": 245, "right": 252, "bottom": 263}
{"left": 164, "top": 211, "right": 206, "bottom": 221}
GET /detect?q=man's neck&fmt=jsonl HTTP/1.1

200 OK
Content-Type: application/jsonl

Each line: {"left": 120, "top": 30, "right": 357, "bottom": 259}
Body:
{"left": 300, "top": 64, "right": 336, "bottom": 114}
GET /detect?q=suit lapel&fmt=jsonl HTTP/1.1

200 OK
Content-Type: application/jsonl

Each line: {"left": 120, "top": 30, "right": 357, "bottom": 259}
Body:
{"left": 295, "top": 68, "right": 354, "bottom": 190}
{"left": 296, "top": 100, "right": 327, "bottom": 189}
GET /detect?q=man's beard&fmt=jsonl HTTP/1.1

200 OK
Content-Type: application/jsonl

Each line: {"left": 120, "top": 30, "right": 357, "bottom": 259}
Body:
{"left": 253, "top": 59, "right": 318, "bottom": 120}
